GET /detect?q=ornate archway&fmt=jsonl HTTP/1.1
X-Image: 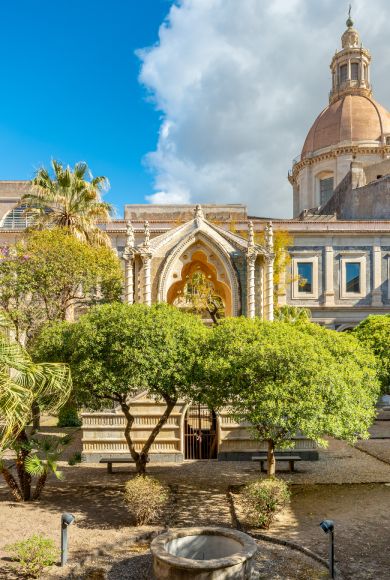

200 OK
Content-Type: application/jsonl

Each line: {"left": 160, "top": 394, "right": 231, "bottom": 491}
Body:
{"left": 167, "top": 249, "right": 232, "bottom": 317}
{"left": 158, "top": 232, "right": 240, "bottom": 316}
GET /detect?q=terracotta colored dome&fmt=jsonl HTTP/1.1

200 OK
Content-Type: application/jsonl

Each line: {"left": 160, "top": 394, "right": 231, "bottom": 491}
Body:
{"left": 301, "top": 95, "right": 390, "bottom": 158}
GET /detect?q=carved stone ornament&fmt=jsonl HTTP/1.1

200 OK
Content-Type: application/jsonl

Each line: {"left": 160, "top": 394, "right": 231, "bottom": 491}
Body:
{"left": 248, "top": 220, "right": 254, "bottom": 247}
{"left": 194, "top": 204, "right": 204, "bottom": 220}
{"left": 143, "top": 220, "right": 151, "bottom": 249}
{"left": 125, "top": 220, "right": 135, "bottom": 248}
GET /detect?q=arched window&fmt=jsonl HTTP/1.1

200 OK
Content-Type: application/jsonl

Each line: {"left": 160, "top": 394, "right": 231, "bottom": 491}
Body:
{"left": 339, "top": 64, "right": 348, "bottom": 84}
{"left": 0, "top": 205, "right": 34, "bottom": 229}
{"left": 320, "top": 176, "right": 334, "bottom": 205}
{"left": 351, "top": 62, "right": 359, "bottom": 81}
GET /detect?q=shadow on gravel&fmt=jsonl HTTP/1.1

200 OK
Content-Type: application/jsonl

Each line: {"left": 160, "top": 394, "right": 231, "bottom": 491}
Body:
{"left": 108, "top": 553, "right": 153, "bottom": 580}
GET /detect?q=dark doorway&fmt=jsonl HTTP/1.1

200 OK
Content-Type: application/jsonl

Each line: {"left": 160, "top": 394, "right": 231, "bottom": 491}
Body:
{"left": 184, "top": 404, "right": 218, "bottom": 459}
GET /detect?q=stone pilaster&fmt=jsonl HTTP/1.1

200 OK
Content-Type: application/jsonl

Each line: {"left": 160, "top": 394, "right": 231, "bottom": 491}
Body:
{"left": 371, "top": 245, "right": 383, "bottom": 306}
{"left": 324, "top": 246, "right": 335, "bottom": 306}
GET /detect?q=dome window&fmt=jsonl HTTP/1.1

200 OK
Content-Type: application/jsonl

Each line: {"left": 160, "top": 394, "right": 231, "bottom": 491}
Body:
{"left": 351, "top": 62, "right": 359, "bottom": 81}
{"left": 339, "top": 64, "right": 348, "bottom": 84}
{"left": 320, "top": 177, "right": 334, "bottom": 205}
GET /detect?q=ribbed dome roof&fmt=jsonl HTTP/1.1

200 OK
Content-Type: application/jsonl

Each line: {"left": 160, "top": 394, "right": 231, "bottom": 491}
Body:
{"left": 301, "top": 95, "right": 390, "bottom": 158}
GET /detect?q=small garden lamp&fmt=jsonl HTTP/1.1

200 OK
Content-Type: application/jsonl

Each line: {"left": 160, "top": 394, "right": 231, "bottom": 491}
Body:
{"left": 61, "top": 512, "right": 75, "bottom": 566}
{"left": 319, "top": 519, "right": 334, "bottom": 579}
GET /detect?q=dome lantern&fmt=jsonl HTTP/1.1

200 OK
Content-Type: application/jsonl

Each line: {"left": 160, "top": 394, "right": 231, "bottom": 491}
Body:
{"left": 329, "top": 11, "right": 371, "bottom": 104}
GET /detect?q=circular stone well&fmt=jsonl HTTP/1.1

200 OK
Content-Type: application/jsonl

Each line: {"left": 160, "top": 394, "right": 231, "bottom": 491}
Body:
{"left": 150, "top": 527, "right": 257, "bottom": 579}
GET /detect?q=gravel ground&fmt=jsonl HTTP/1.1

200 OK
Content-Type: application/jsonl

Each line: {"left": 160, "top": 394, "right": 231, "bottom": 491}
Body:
{"left": 2, "top": 426, "right": 390, "bottom": 578}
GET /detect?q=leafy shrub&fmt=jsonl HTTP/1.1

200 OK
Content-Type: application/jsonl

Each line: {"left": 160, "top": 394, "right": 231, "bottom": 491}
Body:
{"left": 240, "top": 477, "right": 290, "bottom": 529}
{"left": 6, "top": 534, "right": 57, "bottom": 578}
{"left": 57, "top": 404, "right": 81, "bottom": 427}
{"left": 124, "top": 475, "right": 169, "bottom": 525}
{"left": 68, "top": 451, "right": 83, "bottom": 466}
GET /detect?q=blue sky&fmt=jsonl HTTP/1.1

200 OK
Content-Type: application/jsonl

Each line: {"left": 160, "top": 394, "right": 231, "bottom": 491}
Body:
{"left": 0, "top": 0, "right": 173, "bottom": 217}
{"left": 1, "top": 1, "right": 390, "bottom": 218}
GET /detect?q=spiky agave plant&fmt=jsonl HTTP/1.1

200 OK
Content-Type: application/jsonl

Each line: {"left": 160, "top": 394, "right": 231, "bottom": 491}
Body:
{"left": 22, "top": 159, "right": 112, "bottom": 247}
{"left": 0, "top": 311, "right": 71, "bottom": 501}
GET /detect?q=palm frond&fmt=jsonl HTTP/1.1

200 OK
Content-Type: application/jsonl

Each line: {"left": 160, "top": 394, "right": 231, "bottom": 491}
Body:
{"left": 0, "top": 313, "right": 71, "bottom": 450}
{"left": 22, "top": 160, "right": 112, "bottom": 247}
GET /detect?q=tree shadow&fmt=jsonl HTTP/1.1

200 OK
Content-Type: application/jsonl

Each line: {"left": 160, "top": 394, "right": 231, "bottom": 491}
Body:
{"left": 107, "top": 553, "right": 153, "bottom": 579}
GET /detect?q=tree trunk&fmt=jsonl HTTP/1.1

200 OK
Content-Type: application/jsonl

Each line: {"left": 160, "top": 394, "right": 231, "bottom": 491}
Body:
{"left": 0, "top": 465, "right": 23, "bottom": 502}
{"left": 32, "top": 401, "right": 40, "bottom": 432}
{"left": 15, "top": 430, "right": 32, "bottom": 501}
{"left": 267, "top": 439, "right": 276, "bottom": 477}
{"left": 32, "top": 472, "right": 48, "bottom": 501}
{"left": 135, "top": 453, "right": 148, "bottom": 476}
{"left": 120, "top": 395, "right": 177, "bottom": 475}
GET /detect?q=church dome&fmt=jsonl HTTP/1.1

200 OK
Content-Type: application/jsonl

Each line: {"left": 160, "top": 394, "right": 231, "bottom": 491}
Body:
{"left": 302, "top": 95, "right": 390, "bottom": 158}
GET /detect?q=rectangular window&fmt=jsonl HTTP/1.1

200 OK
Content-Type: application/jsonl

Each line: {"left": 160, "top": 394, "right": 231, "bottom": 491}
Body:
{"left": 320, "top": 177, "right": 334, "bottom": 205}
{"left": 351, "top": 63, "right": 359, "bottom": 80}
{"left": 297, "top": 262, "right": 313, "bottom": 293}
{"left": 346, "top": 262, "right": 360, "bottom": 293}
{"left": 340, "top": 64, "right": 348, "bottom": 84}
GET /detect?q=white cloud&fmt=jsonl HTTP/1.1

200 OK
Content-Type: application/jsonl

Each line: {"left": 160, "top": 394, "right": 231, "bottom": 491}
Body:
{"left": 138, "top": 0, "right": 390, "bottom": 218}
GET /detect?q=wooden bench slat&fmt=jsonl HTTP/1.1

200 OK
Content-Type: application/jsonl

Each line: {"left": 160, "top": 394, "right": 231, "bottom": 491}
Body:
{"left": 251, "top": 454, "right": 302, "bottom": 473}
{"left": 99, "top": 456, "right": 149, "bottom": 473}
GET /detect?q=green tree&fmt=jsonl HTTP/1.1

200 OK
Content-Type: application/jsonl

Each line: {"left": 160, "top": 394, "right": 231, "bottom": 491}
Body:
{"left": 182, "top": 271, "right": 224, "bottom": 324}
{"left": 32, "top": 303, "right": 207, "bottom": 474}
{"left": 22, "top": 160, "right": 112, "bottom": 247}
{"left": 0, "top": 228, "right": 123, "bottom": 343}
{"left": 274, "top": 305, "right": 311, "bottom": 323}
{"left": 0, "top": 313, "right": 71, "bottom": 501}
{"left": 353, "top": 314, "right": 390, "bottom": 393}
{"left": 200, "top": 318, "right": 379, "bottom": 476}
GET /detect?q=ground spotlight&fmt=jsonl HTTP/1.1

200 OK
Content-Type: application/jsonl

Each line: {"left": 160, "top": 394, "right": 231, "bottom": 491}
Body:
{"left": 61, "top": 512, "right": 75, "bottom": 566}
{"left": 319, "top": 519, "right": 335, "bottom": 578}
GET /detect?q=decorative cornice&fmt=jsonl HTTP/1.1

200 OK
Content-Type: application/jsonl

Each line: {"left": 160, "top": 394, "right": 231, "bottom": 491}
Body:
{"left": 289, "top": 144, "right": 390, "bottom": 184}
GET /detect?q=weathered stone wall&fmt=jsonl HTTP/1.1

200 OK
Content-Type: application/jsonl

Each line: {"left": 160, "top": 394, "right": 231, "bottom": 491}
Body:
{"left": 82, "top": 399, "right": 318, "bottom": 463}
{"left": 124, "top": 204, "right": 247, "bottom": 223}
{"left": 321, "top": 163, "right": 390, "bottom": 220}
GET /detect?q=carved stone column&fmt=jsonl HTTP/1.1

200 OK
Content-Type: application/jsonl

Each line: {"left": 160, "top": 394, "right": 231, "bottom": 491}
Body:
{"left": 324, "top": 246, "right": 335, "bottom": 306}
{"left": 247, "top": 253, "right": 256, "bottom": 319}
{"left": 143, "top": 255, "right": 152, "bottom": 306}
{"left": 124, "top": 258, "right": 134, "bottom": 304}
{"left": 372, "top": 245, "right": 383, "bottom": 306}
{"left": 123, "top": 220, "right": 135, "bottom": 304}
{"left": 265, "top": 256, "right": 274, "bottom": 321}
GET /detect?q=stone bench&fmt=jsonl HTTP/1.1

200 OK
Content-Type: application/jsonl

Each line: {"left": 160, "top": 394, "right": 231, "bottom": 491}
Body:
{"left": 252, "top": 454, "right": 302, "bottom": 473}
{"left": 99, "top": 456, "right": 149, "bottom": 474}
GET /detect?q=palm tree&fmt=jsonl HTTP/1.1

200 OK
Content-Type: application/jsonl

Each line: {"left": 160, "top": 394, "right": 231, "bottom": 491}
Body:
{"left": 21, "top": 160, "right": 112, "bottom": 247}
{"left": 0, "top": 312, "right": 71, "bottom": 501}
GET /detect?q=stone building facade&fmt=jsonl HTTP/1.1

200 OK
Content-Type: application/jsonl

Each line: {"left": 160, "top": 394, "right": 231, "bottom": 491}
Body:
{"left": 0, "top": 17, "right": 389, "bottom": 460}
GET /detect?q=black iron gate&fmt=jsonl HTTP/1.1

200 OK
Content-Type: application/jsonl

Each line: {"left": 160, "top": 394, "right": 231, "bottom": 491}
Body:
{"left": 184, "top": 404, "right": 217, "bottom": 459}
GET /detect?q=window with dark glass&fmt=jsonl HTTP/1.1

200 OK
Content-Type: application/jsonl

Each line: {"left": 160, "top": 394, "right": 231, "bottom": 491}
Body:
{"left": 345, "top": 262, "right": 360, "bottom": 293}
{"left": 340, "top": 64, "right": 348, "bottom": 84}
{"left": 320, "top": 177, "right": 334, "bottom": 205}
{"left": 297, "top": 262, "right": 313, "bottom": 293}
{"left": 351, "top": 63, "right": 359, "bottom": 80}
